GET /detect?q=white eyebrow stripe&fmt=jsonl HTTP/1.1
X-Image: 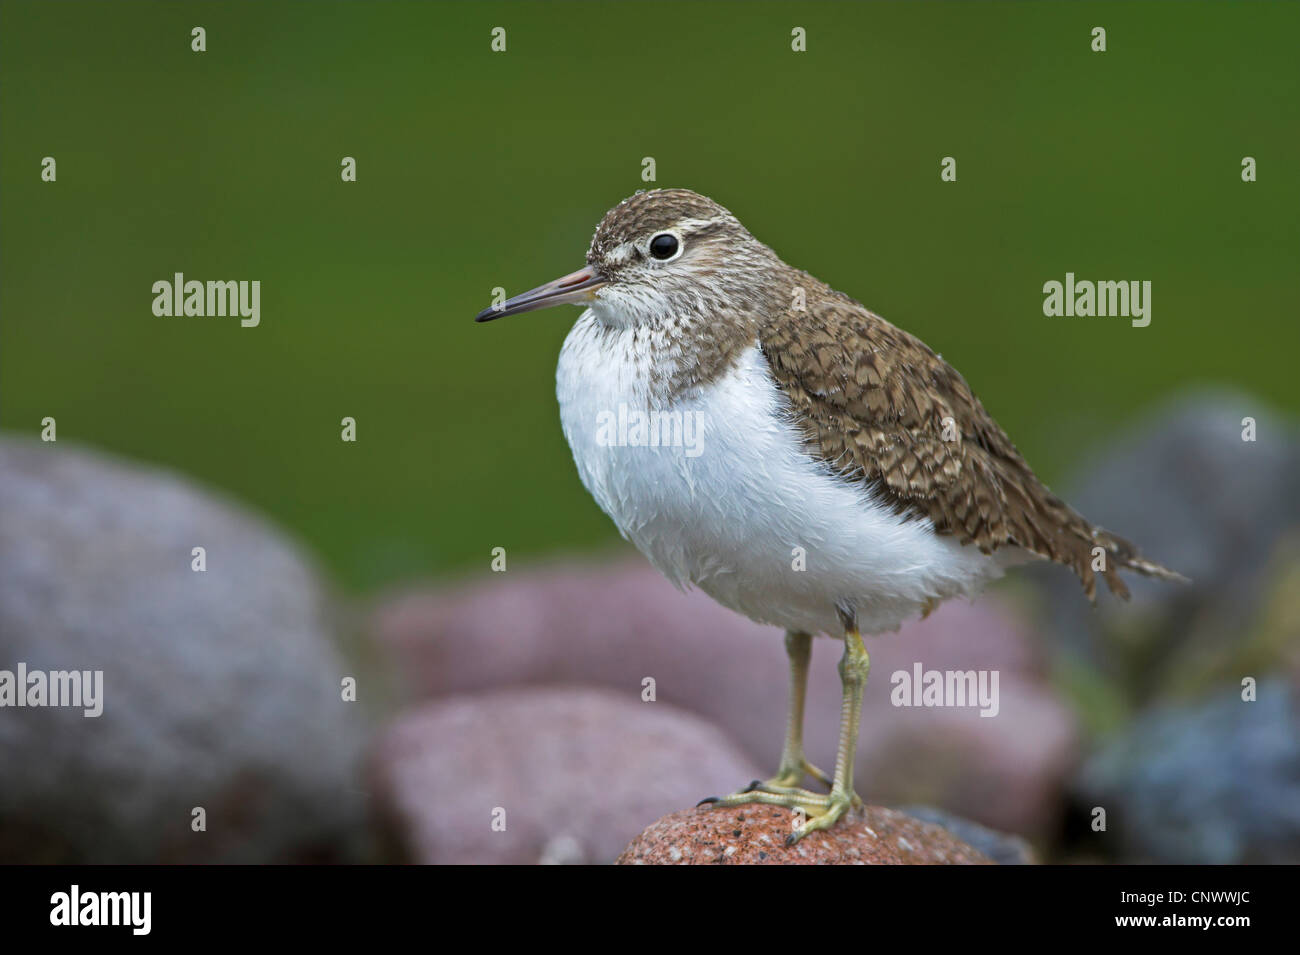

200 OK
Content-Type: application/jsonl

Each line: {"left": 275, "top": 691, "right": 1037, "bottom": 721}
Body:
{"left": 601, "top": 215, "right": 731, "bottom": 263}
{"left": 674, "top": 217, "right": 726, "bottom": 232}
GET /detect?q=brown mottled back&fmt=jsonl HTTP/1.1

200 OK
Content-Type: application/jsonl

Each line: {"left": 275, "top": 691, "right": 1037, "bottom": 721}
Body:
{"left": 758, "top": 268, "right": 1182, "bottom": 601}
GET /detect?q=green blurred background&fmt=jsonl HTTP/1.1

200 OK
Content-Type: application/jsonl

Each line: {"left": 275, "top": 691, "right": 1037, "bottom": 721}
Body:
{"left": 3, "top": 0, "right": 1297, "bottom": 593}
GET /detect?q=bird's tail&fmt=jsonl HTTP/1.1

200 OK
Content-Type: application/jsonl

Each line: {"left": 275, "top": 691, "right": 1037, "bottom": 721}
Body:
{"left": 1090, "top": 526, "right": 1189, "bottom": 600}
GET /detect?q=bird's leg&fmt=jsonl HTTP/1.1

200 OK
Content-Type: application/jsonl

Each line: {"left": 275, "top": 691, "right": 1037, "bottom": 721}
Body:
{"left": 766, "top": 630, "right": 833, "bottom": 790}
{"left": 699, "top": 629, "right": 869, "bottom": 832}
{"left": 704, "top": 631, "right": 829, "bottom": 805}
{"left": 699, "top": 630, "right": 829, "bottom": 809}
{"left": 785, "top": 626, "right": 870, "bottom": 844}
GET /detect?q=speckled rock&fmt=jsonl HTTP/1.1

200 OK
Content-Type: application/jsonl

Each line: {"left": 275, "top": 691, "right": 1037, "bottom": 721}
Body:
{"left": 369, "top": 686, "right": 761, "bottom": 864}
{"left": 0, "top": 437, "right": 367, "bottom": 863}
{"left": 617, "top": 805, "right": 993, "bottom": 865}
{"left": 370, "top": 559, "right": 1077, "bottom": 839}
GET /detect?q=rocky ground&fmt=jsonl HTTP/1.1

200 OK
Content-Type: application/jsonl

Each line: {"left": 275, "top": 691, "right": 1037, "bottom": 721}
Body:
{"left": 617, "top": 805, "right": 999, "bottom": 865}
{"left": 2, "top": 386, "right": 1296, "bottom": 864}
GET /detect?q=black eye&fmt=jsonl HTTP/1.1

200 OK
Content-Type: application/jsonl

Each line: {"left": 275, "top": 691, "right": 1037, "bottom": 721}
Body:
{"left": 649, "top": 233, "right": 679, "bottom": 260}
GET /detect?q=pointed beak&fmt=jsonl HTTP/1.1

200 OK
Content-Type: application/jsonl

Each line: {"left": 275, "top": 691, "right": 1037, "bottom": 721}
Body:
{"left": 474, "top": 266, "right": 607, "bottom": 322}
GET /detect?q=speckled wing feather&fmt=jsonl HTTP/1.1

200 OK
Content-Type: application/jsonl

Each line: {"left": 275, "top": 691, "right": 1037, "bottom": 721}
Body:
{"left": 758, "top": 278, "right": 1181, "bottom": 600}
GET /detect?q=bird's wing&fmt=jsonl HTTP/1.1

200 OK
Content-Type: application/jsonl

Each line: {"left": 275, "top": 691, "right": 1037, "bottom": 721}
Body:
{"left": 758, "top": 282, "right": 1177, "bottom": 599}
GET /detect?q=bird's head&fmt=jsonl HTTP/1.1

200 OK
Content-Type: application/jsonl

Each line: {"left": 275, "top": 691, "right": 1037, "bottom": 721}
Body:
{"left": 475, "top": 189, "right": 779, "bottom": 329}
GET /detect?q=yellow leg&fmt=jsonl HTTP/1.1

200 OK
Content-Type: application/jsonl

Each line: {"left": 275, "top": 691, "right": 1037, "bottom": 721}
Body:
{"left": 700, "top": 627, "right": 869, "bottom": 845}
{"left": 700, "top": 631, "right": 830, "bottom": 804}
{"left": 769, "top": 630, "right": 833, "bottom": 788}
{"left": 787, "top": 627, "right": 869, "bottom": 844}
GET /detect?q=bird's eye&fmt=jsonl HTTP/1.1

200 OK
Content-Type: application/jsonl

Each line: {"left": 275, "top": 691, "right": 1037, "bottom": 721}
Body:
{"left": 649, "top": 233, "right": 680, "bottom": 260}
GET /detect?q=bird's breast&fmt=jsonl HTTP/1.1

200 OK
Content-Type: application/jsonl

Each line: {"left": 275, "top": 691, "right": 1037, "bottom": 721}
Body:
{"left": 555, "top": 311, "right": 779, "bottom": 583}
{"left": 555, "top": 311, "right": 1002, "bottom": 634}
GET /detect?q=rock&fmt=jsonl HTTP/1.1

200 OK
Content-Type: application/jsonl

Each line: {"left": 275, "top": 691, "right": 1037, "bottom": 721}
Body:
{"left": 1072, "top": 678, "right": 1300, "bottom": 863}
{"left": 1030, "top": 389, "right": 1300, "bottom": 709}
{"left": 1257, "top": 536, "right": 1300, "bottom": 686}
{"left": 897, "top": 805, "right": 1036, "bottom": 864}
{"left": 370, "top": 559, "right": 1077, "bottom": 839}
{"left": 0, "top": 437, "right": 366, "bottom": 863}
{"left": 617, "top": 805, "right": 993, "bottom": 865}
{"left": 368, "top": 686, "right": 761, "bottom": 864}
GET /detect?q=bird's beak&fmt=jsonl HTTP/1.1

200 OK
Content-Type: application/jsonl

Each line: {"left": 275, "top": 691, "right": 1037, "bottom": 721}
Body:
{"left": 474, "top": 266, "right": 607, "bottom": 322}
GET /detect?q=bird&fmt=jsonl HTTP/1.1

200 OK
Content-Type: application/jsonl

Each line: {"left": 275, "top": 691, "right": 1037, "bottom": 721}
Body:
{"left": 475, "top": 188, "right": 1184, "bottom": 844}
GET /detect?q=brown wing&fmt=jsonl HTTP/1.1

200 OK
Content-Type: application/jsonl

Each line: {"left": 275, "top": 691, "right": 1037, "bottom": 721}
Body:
{"left": 759, "top": 279, "right": 1179, "bottom": 600}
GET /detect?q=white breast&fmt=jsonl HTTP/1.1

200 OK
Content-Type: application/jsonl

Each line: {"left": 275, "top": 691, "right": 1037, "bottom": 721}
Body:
{"left": 555, "top": 311, "right": 1005, "bottom": 635}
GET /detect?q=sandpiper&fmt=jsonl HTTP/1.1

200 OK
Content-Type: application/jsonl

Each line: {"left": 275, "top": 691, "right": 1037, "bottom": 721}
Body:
{"left": 475, "top": 188, "right": 1183, "bottom": 844}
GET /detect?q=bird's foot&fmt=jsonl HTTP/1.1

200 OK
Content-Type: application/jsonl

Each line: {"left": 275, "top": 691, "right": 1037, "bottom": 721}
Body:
{"left": 696, "top": 757, "right": 833, "bottom": 805}
{"left": 698, "top": 775, "right": 863, "bottom": 844}
{"left": 784, "top": 790, "right": 859, "bottom": 845}
{"left": 698, "top": 781, "right": 828, "bottom": 811}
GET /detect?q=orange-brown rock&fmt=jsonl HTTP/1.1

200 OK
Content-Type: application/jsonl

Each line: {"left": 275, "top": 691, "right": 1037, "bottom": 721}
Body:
{"left": 617, "top": 804, "right": 994, "bottom": 865}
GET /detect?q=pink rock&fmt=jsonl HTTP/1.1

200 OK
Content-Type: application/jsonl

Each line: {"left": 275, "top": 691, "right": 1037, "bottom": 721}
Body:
{"left": 369, "top": 556, "right": 1078, "bottom": 838}
{"left": 618, "top": 805, "right": 993, "bottom": 865}
{"left": 369, "top": 686, "right": 760, "bottom": 864}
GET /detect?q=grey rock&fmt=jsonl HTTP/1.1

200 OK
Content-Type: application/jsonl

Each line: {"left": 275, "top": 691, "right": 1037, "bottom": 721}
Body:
{"left": 898, "top": 805, "right": 1036, "bottom": 864}
{"left": 0, "top": 437, "right": 366, "bottom": 862}
{"left": 1074, "top": 679, "right": 1300, "bottom": 863}
{"left": 1030, "top": 389, "right": 1300, "bottom": 704}
{"left": 369, "top": 686, "right": 762, "bottom": 864}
